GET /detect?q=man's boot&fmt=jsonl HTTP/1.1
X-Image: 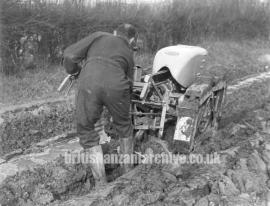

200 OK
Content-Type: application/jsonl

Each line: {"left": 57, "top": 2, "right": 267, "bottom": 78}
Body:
{"left": 120, "top": 136, "right": 134, "bottom": 173}
{"left": 86, "top": 145, "right": 107, "bottom": 188}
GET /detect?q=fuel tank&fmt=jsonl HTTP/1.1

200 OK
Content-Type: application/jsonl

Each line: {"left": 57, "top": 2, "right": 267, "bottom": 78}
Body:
{"left": 152, "top": 45, "right": 208, "bottom": 88}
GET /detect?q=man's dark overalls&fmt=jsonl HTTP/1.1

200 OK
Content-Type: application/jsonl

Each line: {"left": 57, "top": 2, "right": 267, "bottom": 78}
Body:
{"left": 63, "top": 32, "right": 134, "bottom": 149}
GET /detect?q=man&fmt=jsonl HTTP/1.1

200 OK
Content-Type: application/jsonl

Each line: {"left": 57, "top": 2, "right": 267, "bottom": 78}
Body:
{"left": 63, "top": 24, "right": 138, "bottom": 187}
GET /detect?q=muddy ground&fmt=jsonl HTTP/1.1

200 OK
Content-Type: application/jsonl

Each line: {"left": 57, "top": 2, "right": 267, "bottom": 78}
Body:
{"left": 0, "top": 107, "right": 269, "bottom": 206}
{"left": 0, "top": 72, "right": 270, "bottom": 205}
{"left": 55, "top": 99, "right": 270, "bottom": 206}
{"left": 0, "top": 98, "right": 75, "bottom": 156}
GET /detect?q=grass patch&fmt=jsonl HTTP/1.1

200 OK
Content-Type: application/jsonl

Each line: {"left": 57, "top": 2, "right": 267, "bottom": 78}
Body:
{"left": 199, "top": 39, "right": 270, "bottom": 80}
{"left": 0, "top": 65, "right": 66, "bottom": 105}
{"left": 1, "top": 40, "right": 270, "bottom": 105}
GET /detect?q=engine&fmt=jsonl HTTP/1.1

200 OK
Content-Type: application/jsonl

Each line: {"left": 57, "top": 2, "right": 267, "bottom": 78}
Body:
{"left": 132, "top": 45, "right": 226, "bottom": 152}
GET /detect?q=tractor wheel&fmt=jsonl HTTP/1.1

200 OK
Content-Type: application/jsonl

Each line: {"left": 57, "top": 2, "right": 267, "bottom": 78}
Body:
{"left": 196, "top": 97, "right": 214, "bottom": 135}
{"left": 189, "top": 96, "right": 214, "bottom": 152}
{"left": 212, "top": 87, "right": 226, "bottom": 130}
{"left": 190, "top": 85, "right": 226, "bottom": 151}
{"left": 140, "top": 136, "right": 171, "bottom": 156}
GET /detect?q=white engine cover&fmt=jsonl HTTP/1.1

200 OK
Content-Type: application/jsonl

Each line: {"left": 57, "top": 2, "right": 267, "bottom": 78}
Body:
{"left": 152, "top": 45, "right": 208, "bottom": 88}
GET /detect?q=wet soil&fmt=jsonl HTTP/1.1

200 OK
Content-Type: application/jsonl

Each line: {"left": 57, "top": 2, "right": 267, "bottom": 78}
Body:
{"left": 0, "top": 73, "right": 270, "bottom": 205}
{"left": 52, "top": 100, "right": 270, "bottom": 206}
{"left": 0, "top": 99, "right": 75, "bottom": 156}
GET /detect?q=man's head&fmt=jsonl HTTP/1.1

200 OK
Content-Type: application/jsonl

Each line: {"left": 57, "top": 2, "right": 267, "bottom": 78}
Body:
{"left": 114, "top": 23, "right": 138, "bottom": 51}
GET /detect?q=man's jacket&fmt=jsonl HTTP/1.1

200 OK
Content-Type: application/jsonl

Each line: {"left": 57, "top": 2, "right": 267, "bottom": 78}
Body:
{"left": 63, "top": 31, "right": 134, "bottom": 83}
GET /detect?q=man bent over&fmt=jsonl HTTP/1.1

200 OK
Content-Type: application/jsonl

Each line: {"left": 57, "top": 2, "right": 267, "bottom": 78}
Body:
{"left": 63, "top": 24, "right": 138, "bottom": 187}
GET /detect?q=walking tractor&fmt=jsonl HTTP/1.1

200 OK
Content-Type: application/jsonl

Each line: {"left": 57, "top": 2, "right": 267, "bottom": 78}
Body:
{"left": 131, "top": 45, "right": 226, "bottom": 153}
{"left": 58, "top": 44, "right": 227, "bottom": 154}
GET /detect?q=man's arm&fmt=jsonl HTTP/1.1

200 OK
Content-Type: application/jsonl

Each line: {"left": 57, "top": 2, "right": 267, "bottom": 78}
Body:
{"left": 126, "top": 56, "right": 135, "bottom": 91}
{"left": 63, "top": 31, "right": 110, "bottom": 74}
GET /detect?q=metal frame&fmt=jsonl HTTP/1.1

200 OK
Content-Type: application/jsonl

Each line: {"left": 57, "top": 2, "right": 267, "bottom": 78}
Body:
{"left": 131, "top": 69, "right": 227, "bottom": 152}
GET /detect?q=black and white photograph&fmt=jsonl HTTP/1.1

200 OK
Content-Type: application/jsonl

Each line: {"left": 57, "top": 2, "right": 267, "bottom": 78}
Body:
{"left": 0, "top": 0, "right": 270, "bottom": 205}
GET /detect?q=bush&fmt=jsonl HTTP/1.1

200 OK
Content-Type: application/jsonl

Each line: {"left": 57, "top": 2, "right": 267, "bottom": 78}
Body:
{"left": 1, "top": 0, "right": 270, "bottom": 75}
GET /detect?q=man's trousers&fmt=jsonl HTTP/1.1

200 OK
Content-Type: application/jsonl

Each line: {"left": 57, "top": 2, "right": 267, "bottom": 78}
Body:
{"left": 76, "top": 58, "right": 133, "bottom": 149}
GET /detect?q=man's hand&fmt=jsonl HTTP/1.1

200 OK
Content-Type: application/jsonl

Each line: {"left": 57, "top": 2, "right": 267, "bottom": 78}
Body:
{"left": 71, "top": 70, "right": 80, "bottom": 80}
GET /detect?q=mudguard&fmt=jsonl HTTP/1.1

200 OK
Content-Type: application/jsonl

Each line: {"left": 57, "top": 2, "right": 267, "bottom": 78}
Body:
{"left": 152, "top": 45, "right": 207, "bottom": 88}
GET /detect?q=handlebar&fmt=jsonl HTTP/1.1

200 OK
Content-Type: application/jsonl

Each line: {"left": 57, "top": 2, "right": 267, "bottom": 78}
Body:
{"left": 57, "top": 74, "right": 77, "bottom": 95}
